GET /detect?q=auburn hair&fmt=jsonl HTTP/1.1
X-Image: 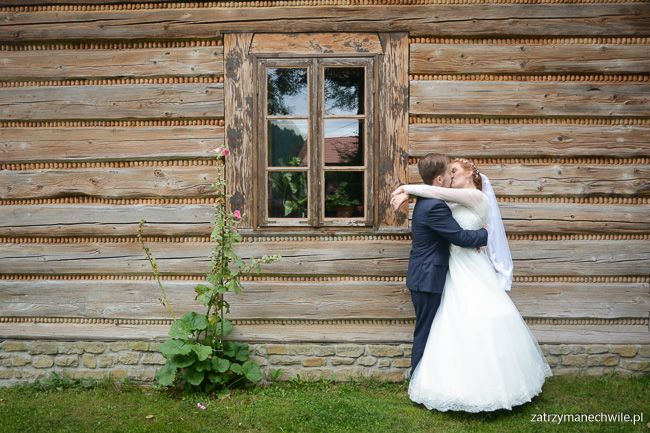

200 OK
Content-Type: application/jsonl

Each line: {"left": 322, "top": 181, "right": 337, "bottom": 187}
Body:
{"left": 453, "top": 158, "right": 482, "bottom": 191}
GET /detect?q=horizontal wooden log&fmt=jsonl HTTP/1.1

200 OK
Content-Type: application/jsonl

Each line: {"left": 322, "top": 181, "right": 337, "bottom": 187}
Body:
{"left": 2, "top": 201, "right": 649, "bottom": 237}
{"left": 407, "top": 202, "right": 650, "bottom": 234}
{"left": 1, "top": 4, "right": 648, "bottom": 41}
{"left": 0, "top": 322, "right": 647, "bottom": 344}
{"left": 0, "top": 280, "right": 413, "bottom": 320}
{"left": 0, "top": 126, "right": 224, "bottom": 163}
{"left": 0, "top": 205, "right": 216, "bottom": 237}
{"left": 410, "top": 43, "right": 650, "bottom": 75}
{"left": 0, "top": 83, "right": 224, "bottom": 121}
{"left": 0, "top": 239, "right": 648, "bottom": 277}
{"left": 0, "top": 46, "right": 224, "bottom": 81}
{"left": 0, "top": 279, "right": 647, "bottom": 320}
{"left": 250, "top": 32, "right": 382, "bottom": 55}
{"left": 0, "top": 166, "right": 216, "bottom": 199}
{"left": 408, "top": 163, "right": 650, "bottom": 196}
{"left": 410, "top": 80, "right": 650, "bottom": 117}
{"left": 408, "top": 123, "right": 650, "bottom": 158}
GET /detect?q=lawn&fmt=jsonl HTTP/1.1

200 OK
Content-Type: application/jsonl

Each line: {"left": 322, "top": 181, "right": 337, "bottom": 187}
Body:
{"left": 0, "top": 373, "right": 648, "bottom": 433}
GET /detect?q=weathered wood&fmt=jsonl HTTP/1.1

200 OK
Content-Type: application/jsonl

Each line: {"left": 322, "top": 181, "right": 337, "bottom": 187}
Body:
{"left": 0, "top": 126, "right": 224, "bottom": 163}
{"left": 250, "top": 32, "right": 382, "bottom": 56}
{"left": 0, "top": 166, "right": 216, "bottom": 199}
{"left": 499, "top": 202, "right": 650, "bottom": 233}
{"left": 407, "top": 202, "right": 650, "bottom": 234}
{"left": 0, "top": 46, "right": 224, "bottom": 81}
{"left": 4, "top": 201, "right": 648, "bottom": 237}
{"left": 410, "top": 43, "right": 650, "bottom": 75}
{"left": 408, "top": 163, "right": 650, "bottom": 196}
{"left": 410, "top": 80, "right": 650, "bottom": 117}
{"left": 408, "top": 123, "right": 650, "bottom": 158}
{"left": 0, "top": 83, "right": 224, "bottom": 121}
{"left": 0, "top": 239, "right": 648, "bottom": 277}
{"left": 1, "top": 279, "right": 647, "bottom": 320}
{"left": 2, "top": 4, "right": 648, "bottom": 41}
{"left": 0, "top": 322, "right": 647, "bottom": 344}
{"left": 224, "top": 33, "right": 255, "bottom": 229}
{"left": 0, "top": 280, "right": 413, "bottom": 319}
{"left": 0, "top": 205, "right": 216, "bottom": 237}
{"left": 378, "top": 32, "right": 409, "bottom": 229}
{"left": 510, "top": 281, "right": 650, "bottom": 319}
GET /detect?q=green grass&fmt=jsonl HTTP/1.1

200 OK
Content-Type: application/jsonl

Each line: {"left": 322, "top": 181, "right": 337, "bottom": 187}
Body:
{"left": 0, "top": 373, "right": 648, "bottom": 433}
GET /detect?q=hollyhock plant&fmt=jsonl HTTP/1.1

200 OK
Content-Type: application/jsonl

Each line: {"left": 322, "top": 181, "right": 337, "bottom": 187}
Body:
{"left": 138, "top": 145, "right": 280, "bottom": 392}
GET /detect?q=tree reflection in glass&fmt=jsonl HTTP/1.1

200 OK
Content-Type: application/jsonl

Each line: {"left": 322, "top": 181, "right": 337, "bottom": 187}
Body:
{"left": 324, "top": 67, "right": 364, "bottom": 115}
{"left": 267, "top": 68, "right": 308, "bottom": 116}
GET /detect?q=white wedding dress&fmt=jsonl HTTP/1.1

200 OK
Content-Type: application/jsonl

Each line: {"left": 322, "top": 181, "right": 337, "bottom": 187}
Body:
{"left": 406, "top": 185, "right": 553, "bottom": 412}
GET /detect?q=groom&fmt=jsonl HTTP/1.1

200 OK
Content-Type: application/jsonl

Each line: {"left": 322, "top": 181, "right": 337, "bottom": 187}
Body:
{"left": 398, "top": 153, "right": 488, "bottom": 376}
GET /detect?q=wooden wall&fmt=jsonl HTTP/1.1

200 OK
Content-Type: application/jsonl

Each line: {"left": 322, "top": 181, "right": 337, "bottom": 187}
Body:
{"left": 0, "top": 1, "right": 648, "bottom": 346}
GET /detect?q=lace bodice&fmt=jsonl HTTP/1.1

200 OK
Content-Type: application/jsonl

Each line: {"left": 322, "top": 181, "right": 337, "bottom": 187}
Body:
{"left": 449, "top": 201, "right": 487, "bottom": 231}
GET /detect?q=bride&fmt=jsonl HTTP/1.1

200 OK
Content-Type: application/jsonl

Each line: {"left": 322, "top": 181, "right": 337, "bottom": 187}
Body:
{"left": 390, "top": 158, "right": 552, "bottom": 412}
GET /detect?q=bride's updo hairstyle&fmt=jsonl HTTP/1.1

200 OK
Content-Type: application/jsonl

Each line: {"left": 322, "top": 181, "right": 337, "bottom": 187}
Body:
{"left": 454, "top": 158, "right": 483, "bottom": 190}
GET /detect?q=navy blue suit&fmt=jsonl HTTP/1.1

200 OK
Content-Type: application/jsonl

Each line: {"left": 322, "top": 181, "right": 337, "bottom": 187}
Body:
{"left": 408, "top": 197, "right": 488, "bottom": 374}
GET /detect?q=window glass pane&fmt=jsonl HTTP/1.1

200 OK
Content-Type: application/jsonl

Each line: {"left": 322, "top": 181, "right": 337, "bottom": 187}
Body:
{"left": 268, "top": 172, "right": 308, "bottom": 218}
{"left": 324, "top": 171, "right": 364, "bottom": 218}
{"left": 324, "top": 67, "right": 364, "bottom": 115}
{"left": 267, "top": 68, "right": 308, "bottom": 116}
{"left": 268, "top": 120, "right": 308, "bottom": 167}
{"left": 324, "top": 119, "right": 363, "bottom": 166}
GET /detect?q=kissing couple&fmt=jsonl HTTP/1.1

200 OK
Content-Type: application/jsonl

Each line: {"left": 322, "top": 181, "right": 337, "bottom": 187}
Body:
{"left": 390, "top": 153, "right": 553, "bottom": 412}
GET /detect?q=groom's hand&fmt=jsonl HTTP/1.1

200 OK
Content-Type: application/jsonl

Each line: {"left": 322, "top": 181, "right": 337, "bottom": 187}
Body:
{"left": 391, "top": 186, "right": 406, "bottom": 198}
{"left": 391, "top": 193, "right": 409, "bottom": 211}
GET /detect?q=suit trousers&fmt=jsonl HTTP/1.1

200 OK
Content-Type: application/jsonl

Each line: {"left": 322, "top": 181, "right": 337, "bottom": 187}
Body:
{"left": 410, "top": 290, "right": 443, "bottom": 376}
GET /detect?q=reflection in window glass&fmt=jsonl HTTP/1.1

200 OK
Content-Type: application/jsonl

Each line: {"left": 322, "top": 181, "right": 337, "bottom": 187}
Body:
{"left": 324, "top": 171, "right": 364, "bottom": 218}
{"left": 324, "top": 67, "right": 364, "bottom": 116}
{"left": 267, "top": 68, "right": 308, "bottom": 116}
{"left": 268, "top": 172, "right": 308, "bottom": 218}
{"left": 268, "top": 120, "right": 308, "bottom": 167}
{"left": 324, "top": 119, "right": 363, "bottom": 166}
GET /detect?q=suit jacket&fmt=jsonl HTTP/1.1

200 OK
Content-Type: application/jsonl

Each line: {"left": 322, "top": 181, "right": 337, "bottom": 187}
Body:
{"left": 407, "top": 197, "right": 488, "bottom": 294}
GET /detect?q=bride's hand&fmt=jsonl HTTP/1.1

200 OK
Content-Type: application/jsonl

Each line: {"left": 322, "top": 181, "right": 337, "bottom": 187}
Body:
{"left": 391, "top": 186, "right": 406, "bottom": 198}
{"left": 391, "top": 193, "right": 409, "bottom": 211}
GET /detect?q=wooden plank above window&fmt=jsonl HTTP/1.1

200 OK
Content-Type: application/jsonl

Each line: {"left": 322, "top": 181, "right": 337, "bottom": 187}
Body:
{"left": 250, "top": 33, "right": 383, "bottom": 56}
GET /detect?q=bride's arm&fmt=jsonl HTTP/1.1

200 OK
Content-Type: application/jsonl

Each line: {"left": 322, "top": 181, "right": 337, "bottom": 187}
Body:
{"left": 397, "top": 184, "right": 486, "bottom": 211}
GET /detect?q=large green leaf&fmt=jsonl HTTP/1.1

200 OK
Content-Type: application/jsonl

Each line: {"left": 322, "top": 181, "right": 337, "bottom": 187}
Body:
{"left": 169, "top": 353, "right": 196, "bottom": 369}
{"left": 182, "top": 312, "right": 209, "bottom": 331}
{"left": 191, "top": 344, "right": 213, "bottom": 362}
{"left": 235, "top": 345, "right": 249, "bottom": 362}
{"left": 221, "top": 342, "right": 236, "bottom": 357}
{"left": 168, "top": 319, "right": 193, "bottom": 339}
{"left": 242, "top": 361, "right": 263, "bottom": 383}
{"left": 160, "top": 339, "right": 192, "bottom": 358}
{"left": 229, "top": 363, "right": 243, "bottom": 375}
{"left": 211, "top": 357, "right": 230, "bottom": 373}
{"left": 208, "top": 372, "right": 227, "bottom": 384}
{"left": 155, "top": 362, "right": 178, "bottom": 387}
{"left": 182, "top": 368, "right": 205, "bottom": 386}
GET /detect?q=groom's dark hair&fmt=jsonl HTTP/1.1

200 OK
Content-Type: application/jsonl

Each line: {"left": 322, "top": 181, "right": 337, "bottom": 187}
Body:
{"left": 418, "top": 153, "right": 451, "bottom": 185}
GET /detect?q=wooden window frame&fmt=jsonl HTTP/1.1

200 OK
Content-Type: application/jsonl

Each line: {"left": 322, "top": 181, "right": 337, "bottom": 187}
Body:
{"left": 257, "top": 56, "right": 375, "bottom": 228}
{"left": 225, "top": 33, "right": 408, "bottom": 233}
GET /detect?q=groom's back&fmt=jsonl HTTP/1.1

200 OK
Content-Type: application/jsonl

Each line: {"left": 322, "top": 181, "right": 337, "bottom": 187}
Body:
{"left": 407, "top": 197, "right": 451, "bottom": 294}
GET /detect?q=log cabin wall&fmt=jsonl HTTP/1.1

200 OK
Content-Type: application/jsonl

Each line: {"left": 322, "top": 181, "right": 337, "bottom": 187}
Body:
{"left": 0, "top": 1, "right": 649, "bottom": 382}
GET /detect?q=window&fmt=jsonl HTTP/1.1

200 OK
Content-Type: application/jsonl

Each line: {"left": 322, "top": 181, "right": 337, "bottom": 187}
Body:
{"left": 224, "top": 32, "right": 408, "bottom": 231}
{"left": 258, "top": 58, "right": 374, "bottom": 227}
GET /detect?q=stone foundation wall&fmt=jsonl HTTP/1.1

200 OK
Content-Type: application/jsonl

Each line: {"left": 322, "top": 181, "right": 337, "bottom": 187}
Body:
{"left": 1, "top": 340, "right": 648, "bottom": 387}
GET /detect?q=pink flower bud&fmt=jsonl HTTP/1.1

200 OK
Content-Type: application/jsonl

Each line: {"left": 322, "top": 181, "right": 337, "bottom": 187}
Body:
{"left": 233, "top": 210, "right": 242, "bottom": 220}
{"left": 222, "top": 149, "right": 230, "bottom": 156}
{"left": 197, "top": 402, "right": 206, "bottom": 410}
